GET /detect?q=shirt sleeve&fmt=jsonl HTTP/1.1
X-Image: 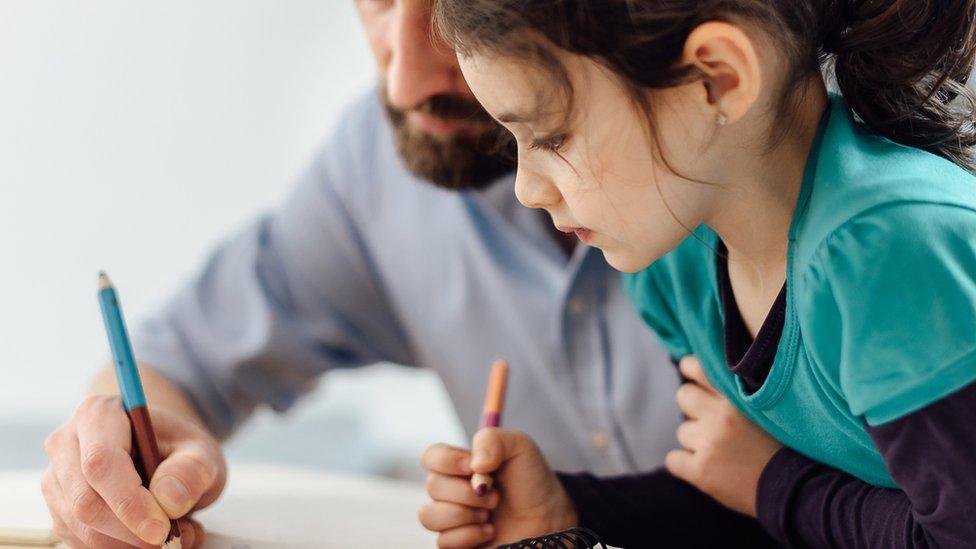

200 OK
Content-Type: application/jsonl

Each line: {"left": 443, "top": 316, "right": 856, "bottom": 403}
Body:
{"left": 622, "top": 265, "right": 692, "bottom": 361}
{"left": 556, "top": 468, "right": 779, "bottom": 548}
{"left": 131, "top": 97, "right": 415, "bottom": 438}
{"left": 756, "top": 381, "right": 976, "bottom": 548}
{"left": 801, "top": 202, "right": 976, "bottom": 425}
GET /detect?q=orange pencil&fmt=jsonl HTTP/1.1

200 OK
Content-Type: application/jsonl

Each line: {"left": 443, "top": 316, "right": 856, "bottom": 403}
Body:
{"left": 471, "top": 359, "right": 508, "bottom": 496}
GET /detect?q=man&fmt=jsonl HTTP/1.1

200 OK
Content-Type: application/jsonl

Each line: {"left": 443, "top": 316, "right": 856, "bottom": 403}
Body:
{"left": 40, "top": 1, "right": 682, "bottom": 546}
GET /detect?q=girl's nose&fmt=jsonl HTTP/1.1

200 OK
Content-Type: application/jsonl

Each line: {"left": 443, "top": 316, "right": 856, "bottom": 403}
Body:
{"left": 514, "top": 170, "right": 562, "bottom": 210}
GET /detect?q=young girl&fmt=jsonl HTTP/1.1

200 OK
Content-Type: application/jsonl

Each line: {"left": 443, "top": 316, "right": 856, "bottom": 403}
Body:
{"left": 418, "top": 0, "right": 976, "bottom": 547}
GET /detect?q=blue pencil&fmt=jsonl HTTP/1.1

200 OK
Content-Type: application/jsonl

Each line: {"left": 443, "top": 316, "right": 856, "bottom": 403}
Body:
{"left": 97, "top": 272, "right": 182, "bottom": 548}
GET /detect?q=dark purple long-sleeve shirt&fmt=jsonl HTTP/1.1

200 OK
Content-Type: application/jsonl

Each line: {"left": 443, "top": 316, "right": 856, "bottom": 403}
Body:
{"left": 554, "top": 250, "right": 976, "bottom": 547}
{"left": 556, "top": 468, "right": 780, "bottom": 548}
{"left": 716, "top": 246, "right": 976, "bottom": 547}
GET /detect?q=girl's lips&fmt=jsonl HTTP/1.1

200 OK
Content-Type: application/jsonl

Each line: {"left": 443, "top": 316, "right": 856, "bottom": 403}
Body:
{"left": 574, "top": 228, "right": 594, "bottom": 243}
{"left": 556, "top": 225, "right": 594, "bottom": 243}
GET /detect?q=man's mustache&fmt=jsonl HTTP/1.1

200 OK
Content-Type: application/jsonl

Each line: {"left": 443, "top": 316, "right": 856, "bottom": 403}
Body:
{"left": 409, "top": 94, "right": 495, "bottom": 124}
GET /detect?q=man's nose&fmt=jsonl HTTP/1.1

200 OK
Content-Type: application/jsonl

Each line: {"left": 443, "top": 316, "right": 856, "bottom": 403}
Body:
{"left": 386, "top": 7, "right": 462, "bottom": 110}
{"left": 514, "top": 170, "right": 563, "bottom": 210}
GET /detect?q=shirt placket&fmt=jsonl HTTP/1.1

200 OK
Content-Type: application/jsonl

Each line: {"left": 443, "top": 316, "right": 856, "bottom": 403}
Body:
{"left": 561, "top": 251, "right": 625, "bottom": 474}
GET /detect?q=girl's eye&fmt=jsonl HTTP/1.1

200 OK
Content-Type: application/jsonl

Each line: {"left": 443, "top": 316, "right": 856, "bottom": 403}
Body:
{"left": 527, "top": 133, "right": 568, "bottom": 153}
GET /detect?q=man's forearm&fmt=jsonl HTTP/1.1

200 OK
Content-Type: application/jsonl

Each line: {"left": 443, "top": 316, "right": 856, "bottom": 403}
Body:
{"left": 89, "top": 363, "right": 210, "bottom": 433}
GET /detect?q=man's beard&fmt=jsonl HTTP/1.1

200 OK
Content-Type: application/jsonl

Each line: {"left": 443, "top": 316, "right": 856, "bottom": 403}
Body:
{"left": 380, "top": 85, "right": 515, "bottom": 191}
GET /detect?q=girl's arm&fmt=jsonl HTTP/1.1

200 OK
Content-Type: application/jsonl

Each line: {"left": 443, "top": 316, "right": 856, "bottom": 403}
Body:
{"left": 672, "top": 357, "right": 976, "bottom": 547}
{"left": 556, "top": 468, "right": 779, "bottom": 548}
{"left": 757, "top": 381, "right": 976, "bottom": 548}
{"left": 552, "top": 357, "right": 779, "bottom": 547}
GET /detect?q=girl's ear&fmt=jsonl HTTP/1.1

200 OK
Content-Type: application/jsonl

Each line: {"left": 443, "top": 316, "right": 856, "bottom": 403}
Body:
{"left": 681, "top": 22, "right": 762, "bottom": 125}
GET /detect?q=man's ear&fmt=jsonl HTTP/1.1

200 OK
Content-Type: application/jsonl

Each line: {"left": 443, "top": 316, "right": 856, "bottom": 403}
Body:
{"left": 681, "top": 21, "right": 762, "bottom": 125}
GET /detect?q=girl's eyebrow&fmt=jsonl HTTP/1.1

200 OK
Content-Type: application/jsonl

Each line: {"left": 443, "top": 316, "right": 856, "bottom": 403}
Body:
{"left": 497, "top": 111, "right": 534, "bottom": 124}
{"left": 498, "top": 102, "right": 567, "bottom": 127}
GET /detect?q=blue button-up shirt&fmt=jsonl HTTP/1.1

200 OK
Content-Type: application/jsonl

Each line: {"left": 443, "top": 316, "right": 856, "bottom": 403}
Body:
{"left": 132, "top": 90, "right": 681, "bottom": 475}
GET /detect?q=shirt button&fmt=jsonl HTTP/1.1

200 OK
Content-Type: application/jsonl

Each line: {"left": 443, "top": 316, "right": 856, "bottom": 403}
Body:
{"left": 568, "top": 297, "right": 587, "bottom": 316}
{"left": 590, "top": 431, "right": 610, "bottom": 451}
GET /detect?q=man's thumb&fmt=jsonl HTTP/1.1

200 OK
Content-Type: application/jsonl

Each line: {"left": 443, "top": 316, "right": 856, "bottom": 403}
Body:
{"left": 149, "top": 443, "right": 221, "bottom": 518}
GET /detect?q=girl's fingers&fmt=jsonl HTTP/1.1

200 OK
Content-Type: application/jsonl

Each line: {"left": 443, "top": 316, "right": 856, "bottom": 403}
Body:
{"left": 426, "top": 473, "right": 500, "bottom": 509}
{"left": 417, "top": 500, "right": 490, "bottom": 532}
{"left": 675, "top": 420, "right": 703, "bottom": 452}
{"left": 422, "top": 444, "right": 474, "bottom": 476}
{"left": 675, "top": 382, "right": 717, "bottom": 419}
{"left": 436, "top": 523, "right": 495, "bottom": 549}
{"left": 664, "top": 449, "right": 698, "bottom": 484}
{"left": 470, "top": 428, "right": 537, "bottom": 474}
{"left": 679, "top": 356, "right": 717, "bottom": 392}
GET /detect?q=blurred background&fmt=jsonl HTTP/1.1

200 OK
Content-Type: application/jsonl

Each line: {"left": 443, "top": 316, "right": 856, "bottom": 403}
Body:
{"left": 0, "top": 1, "right": 465, "bottom": 480}
{"left": 2, "top": 2, "right": 975, "bottom": 484}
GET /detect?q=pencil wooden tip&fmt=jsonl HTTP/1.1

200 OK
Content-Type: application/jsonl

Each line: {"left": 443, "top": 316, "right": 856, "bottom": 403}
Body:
{"left": 483, "top": 359, "right": 509, "bottom": 416}
{"left": 97, "top": 271, "right": 112, "bottom": 290}
{"left": 471, "top": 472, "right": 494, "bottom": 495}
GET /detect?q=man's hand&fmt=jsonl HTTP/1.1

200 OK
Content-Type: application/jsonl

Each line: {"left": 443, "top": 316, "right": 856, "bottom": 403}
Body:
{"left": 419, "top": 429, "right": 578, "bottom": 548}
{"left": 41, "top": 393, "right": 226, "bottom": 548}
{"left": 666, "top": 356, "right": 783, "bottom": 518}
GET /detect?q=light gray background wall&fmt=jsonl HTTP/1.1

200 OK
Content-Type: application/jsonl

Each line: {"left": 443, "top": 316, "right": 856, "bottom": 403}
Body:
{"left": 0, "top": 1, "right": 464, "bottom": 478}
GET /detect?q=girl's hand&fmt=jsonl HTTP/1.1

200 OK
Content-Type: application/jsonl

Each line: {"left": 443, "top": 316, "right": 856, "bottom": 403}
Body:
{"left": 666, "top": 356, "right": 784, "bottom": 518}
{"left": 419, "top": 428, "right": 578, "bottom": 548}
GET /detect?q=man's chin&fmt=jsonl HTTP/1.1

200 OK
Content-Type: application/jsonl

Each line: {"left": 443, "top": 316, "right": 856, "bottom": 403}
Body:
{"left": 387, "top": 113, "right": 515, "bottom": 191}
{"left": 378, "top": 84, "right": 514, "bottom": 190}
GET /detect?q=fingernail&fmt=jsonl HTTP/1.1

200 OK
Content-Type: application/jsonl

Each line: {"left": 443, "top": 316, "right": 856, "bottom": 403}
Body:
{"left": 139, "top": 519, "right": 169, "bottom": 544}
{"left": 483, "top": 524, "right": 494, "bottom": 537}
{"left": 457, "top": 456, "right": 473, "bottom": 475}
{"left": 478, "top": 510, "right": 490, "bottom": 522}
{"left": 154, "top": 476, "right": 190, "bottom": 514}
{"left": 472, "top": 449, "right": 489, "bottom": 466}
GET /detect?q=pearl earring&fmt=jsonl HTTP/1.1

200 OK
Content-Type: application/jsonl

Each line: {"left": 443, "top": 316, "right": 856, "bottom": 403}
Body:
{"left": 715, "top": 111, "right": 728, "bottom": 126}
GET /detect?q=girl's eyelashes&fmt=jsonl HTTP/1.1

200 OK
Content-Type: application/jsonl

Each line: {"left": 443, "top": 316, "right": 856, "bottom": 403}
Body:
{"left": 527, "top": 133, "right": 568, "bottom": 153}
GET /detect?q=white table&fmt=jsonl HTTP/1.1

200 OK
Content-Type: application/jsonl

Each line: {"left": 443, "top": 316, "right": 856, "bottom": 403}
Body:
{"left": 0, "top": 465, "right": 437, "bottom": 548}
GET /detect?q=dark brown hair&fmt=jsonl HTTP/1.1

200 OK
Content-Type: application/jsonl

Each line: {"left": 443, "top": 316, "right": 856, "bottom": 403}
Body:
{"left": 433, "top": 0, "right": 976, "bottom": 173}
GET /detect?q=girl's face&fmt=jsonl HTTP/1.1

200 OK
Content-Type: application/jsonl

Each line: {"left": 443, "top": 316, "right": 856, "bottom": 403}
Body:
{"left": 458, "top": 51, "right": 721, "bottom": 272}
